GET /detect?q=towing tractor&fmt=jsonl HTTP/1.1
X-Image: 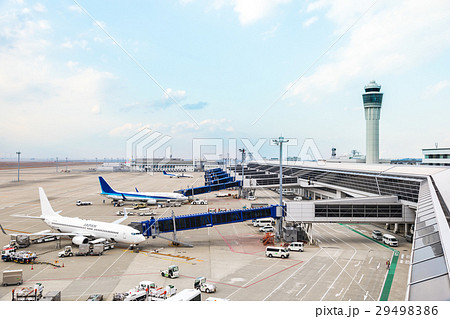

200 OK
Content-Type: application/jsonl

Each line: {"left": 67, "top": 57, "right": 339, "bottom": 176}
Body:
{"left": 194, "top": 277, "right": 216, "bottom": 293}
{"left": 58, "top": 246, "right": 74, "bottom": 258}
{"left": 161, "top": 265, "right": 179, "bottom": 279}
{"left": 76, "top": 200, "right": 92, "bottom": 206}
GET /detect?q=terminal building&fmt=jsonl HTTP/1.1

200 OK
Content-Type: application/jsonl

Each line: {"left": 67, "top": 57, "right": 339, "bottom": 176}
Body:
{"left": 422, "top": 147, "right": 450, "bottom": 166}
{"left": 229, "top": 160, "right": 450, "bottom": 301}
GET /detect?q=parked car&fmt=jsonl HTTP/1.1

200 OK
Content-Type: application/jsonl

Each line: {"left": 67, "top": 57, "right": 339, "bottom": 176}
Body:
{"left": 191, "top": 199, "right": 208, "bottom": 205}
{"left": 287, "top": 242, "right": 304, "bottom": 252}
{"left": 266, "top": 246, "right": 289, "bottom": 259}
{"left": 372, "top": 230, "right": 383, "bottom": 240}
{"left": 259, "top": 225, "right": 275, "bottom": 233}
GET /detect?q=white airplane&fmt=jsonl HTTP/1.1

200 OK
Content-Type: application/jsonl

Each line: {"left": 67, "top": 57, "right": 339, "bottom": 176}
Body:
{"left": 11, "top": 188, "right": 146, "bottom": 247}
{"left": 163, "top": 171, "right": 193, "bottom": 178}
{"left": 99, "top": 176, "right": 188, "bottom": 205}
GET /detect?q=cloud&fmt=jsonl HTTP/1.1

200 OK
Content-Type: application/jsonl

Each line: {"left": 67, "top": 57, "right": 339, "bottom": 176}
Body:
{"left": 422, "top": 80, "right": 450, "bottom": 98}
{"left": 233, "top": 0, "right": 291, "bottom": 25}
{"left": 286, "top": 1, "right": 450, "bottom": 102}
{"left": 0, "top": 4, "right": 116, "bottom": 146}
{"left": 303, "top": 16, "right": 318, "bottom": 28}
{"left": 124, "top": 89, "right": 208, "bottom": 112}
{"left": 183, "top": 101, "right": 207, "bottom": 110}
{"left": 206, "top": 0, "right": 291, "bottom": 25}
{"left": 91, "top": 104, "right": 101, "bottom": 114}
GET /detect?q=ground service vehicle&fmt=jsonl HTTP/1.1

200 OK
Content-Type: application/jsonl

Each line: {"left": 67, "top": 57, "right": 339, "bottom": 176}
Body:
{"left": 1, "top": 245, "right": 17, "bottom": 261}
{"left": 167, "top": 289, "right": 201, "bottom": 301}
{"left": 3, "top": 270, "right": 23, "bottom": 286}
{"left": 266, "top": 246, "right": 290, "bottom": 259}
{"left": 76, "top": 200, "right": 92, "bottom": 206}
{"left": 40, "top": 291, "right": 61, "bottom": 301}
{"left": 161, "top": 265, "right": 179, "bottom": 279}
{"left": 194, "top": 277, "right": 216, "bottom": 293}
{"left": 191, "top": 199, "right": 207, "bottom": 205}
{"left": 288, "top": 242, "right": 304, "bottom": 252}
{"left": 252, "top": 218, "right": 274, "bottom": 227}
{"left": 259, "top": 225, "right": 275, "bottom": 233}
{"left": 58, "top": 246, "right": 74, "bottom": 258}
{"left": 87, "top": 294, "right": 104, "bottom": 301}
{"left": 248, "top": 195, "right": 256, "bottom": 201}
{"left": 6, "top": 251, "right": 37, "bottom": 264}
{"left": 383, "top": 234, "right": 398, "bottom": 247}
{"left": 12, "top": 283, "right": 44, "bottom": 301}
{"left": 133, "top": 203, "right": 147, "bottom": 209}
{"left": 372, "top": 230, "right": 383, "bottom": 240}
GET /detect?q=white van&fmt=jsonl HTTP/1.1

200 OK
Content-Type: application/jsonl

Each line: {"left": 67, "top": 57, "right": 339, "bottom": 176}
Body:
{"left": 252, "top": 218, "right": 274, "bottom": 227}
{"left": 265, "top": 246, "right": 289, "bottom": 259}
{"left": 288, "top": 242, "right": 304, "bottom": 252}
{"left": 383, "top": 234, "right": 398, "bottom": 247}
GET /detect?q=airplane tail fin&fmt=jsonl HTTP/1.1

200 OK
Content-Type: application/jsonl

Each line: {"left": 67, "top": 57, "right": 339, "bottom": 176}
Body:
{"left": 163, "top": 171, "right": 168, "bottom": 175}
{"left": 99, "top": 176, "right": 117, "bottom": 194}
{"left": 39, "top": 187, "right": 59, "bottom": 218}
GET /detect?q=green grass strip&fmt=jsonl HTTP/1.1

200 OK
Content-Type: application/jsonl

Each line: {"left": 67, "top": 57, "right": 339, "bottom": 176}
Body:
{"left": 339, "top": 224, "right": 399, "bottom": 301}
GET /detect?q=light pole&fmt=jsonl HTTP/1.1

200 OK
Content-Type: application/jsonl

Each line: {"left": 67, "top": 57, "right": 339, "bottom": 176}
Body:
{"left": 272, "top": 136, "right": 289, "bottom": 240}
{"left": 56, "top": 157, "right": 58, "bottom": 173}
{"left": 65, "top": 157, "right": 68, "bottom": 172}
{"left": 16, "top": 152, "right": 21, "bottom": 182}
{"left": 239, "top": 148, "right": 246, "bottom": 197}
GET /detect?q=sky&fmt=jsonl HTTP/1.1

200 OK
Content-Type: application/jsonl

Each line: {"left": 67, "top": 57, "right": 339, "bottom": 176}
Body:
{"left": 1, "top": 0, "right": 450, "bottom": 161}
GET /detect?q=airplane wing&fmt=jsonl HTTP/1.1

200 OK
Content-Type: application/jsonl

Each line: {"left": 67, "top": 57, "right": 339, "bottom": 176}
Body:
{"left": 112, "top": 208, "right": 128, "bottom": 224}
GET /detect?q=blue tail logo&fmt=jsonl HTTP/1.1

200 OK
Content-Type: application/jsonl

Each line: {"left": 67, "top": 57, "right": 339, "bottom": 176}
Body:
{"left": 98, "top": 176, "right": 117, "bottom": 194}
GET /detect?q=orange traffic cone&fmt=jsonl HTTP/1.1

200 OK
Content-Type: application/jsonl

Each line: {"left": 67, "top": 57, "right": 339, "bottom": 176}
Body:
{"left": 31, "top": 264, "right": 33, "bottom": 270}
{"left": 62, "top": 263, "right": 64, "bottom": 268}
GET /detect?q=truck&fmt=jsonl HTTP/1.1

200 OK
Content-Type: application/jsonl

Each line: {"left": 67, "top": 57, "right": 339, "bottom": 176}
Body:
{"left": 2, "top": 269, "right": 23, "bottom": 286}
{"left": 76, "top": 244, "right": 104, "bottom": 256}
{"left": 194, "top": 277, "right": 216, "bottom": 293}
{"left": 1, "top": 245, "right": 17, "bottom": 261}
{"left": 113, "top": 281, "right": 177, "bottom": 301}
{"left": 166, "top": 289, "right": 201, "bottom": 301}
{"left": 40, "top": 291, "right": 61, "bottom": 301}
{"left": 76, "top": 200, "right": 92, "bottom": 206}
{"left": 161, "top": 265, "right": 179, "bottom": 279}
{"left": 2, "top": 250, "right": 37, "bottom": 264}
{"left": 12, "top": 283, "right": 44, "bottom": 301}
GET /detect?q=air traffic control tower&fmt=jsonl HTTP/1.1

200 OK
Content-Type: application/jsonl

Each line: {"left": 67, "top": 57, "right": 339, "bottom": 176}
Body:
{"left": 363, "top": 80, "right": 383, "bottom": 164}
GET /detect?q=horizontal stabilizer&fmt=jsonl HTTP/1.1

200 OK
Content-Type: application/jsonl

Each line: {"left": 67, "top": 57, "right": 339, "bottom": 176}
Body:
{"left": 11, "top": 214, "right": 45, "bottom": 220}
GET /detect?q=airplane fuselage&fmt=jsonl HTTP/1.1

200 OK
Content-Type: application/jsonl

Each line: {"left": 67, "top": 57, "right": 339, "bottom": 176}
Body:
{"left": 102, "top": 191, "right": 188, "bottom": 203}
{"left": 44, "top": 215, "right": 145, "bottom": 245}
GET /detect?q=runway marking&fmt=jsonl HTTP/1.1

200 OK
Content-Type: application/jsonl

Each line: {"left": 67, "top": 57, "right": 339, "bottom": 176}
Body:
{"left": 335, "top": 288, "right": 344, "bottom": 297}
{"left": 369, "top": 256, "right": 373, "bottom": 264}
{"left": 320, "top": 249, "right": 357, "bottom": 301}
{"left": 358, "top": 274, "right": 364, "bottom": 284}
{"left": 76, "top": 249, "right": 129, "bottom": 300}
{"left": 296, "top": 284, "right": 307, "bottom": 297}
{"left": 364, "top": 290, "right": 369, "bottom": 300}
{"left": 318, "top": 264, "right": 326, "bottom": 273}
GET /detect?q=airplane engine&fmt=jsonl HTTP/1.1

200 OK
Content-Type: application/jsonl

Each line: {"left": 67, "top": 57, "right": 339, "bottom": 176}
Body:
{"left": 72, "top": 236, "right": 89, "bottom": 245}
{"left": 146, "top": 199, "right": 157, "bottom": 205}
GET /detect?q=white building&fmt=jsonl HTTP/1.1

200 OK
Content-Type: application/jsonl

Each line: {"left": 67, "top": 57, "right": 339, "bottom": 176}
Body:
{"left": 422, "top": 147, "right": 450, "bottom": 166}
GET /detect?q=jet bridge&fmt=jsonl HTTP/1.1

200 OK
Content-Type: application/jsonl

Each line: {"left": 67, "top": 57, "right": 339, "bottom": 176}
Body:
{"left": 176, "top": 168, "right": 242, "bottom": 196}
{"left": 132, "top": 205, "right": 280, "bottom": 238}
